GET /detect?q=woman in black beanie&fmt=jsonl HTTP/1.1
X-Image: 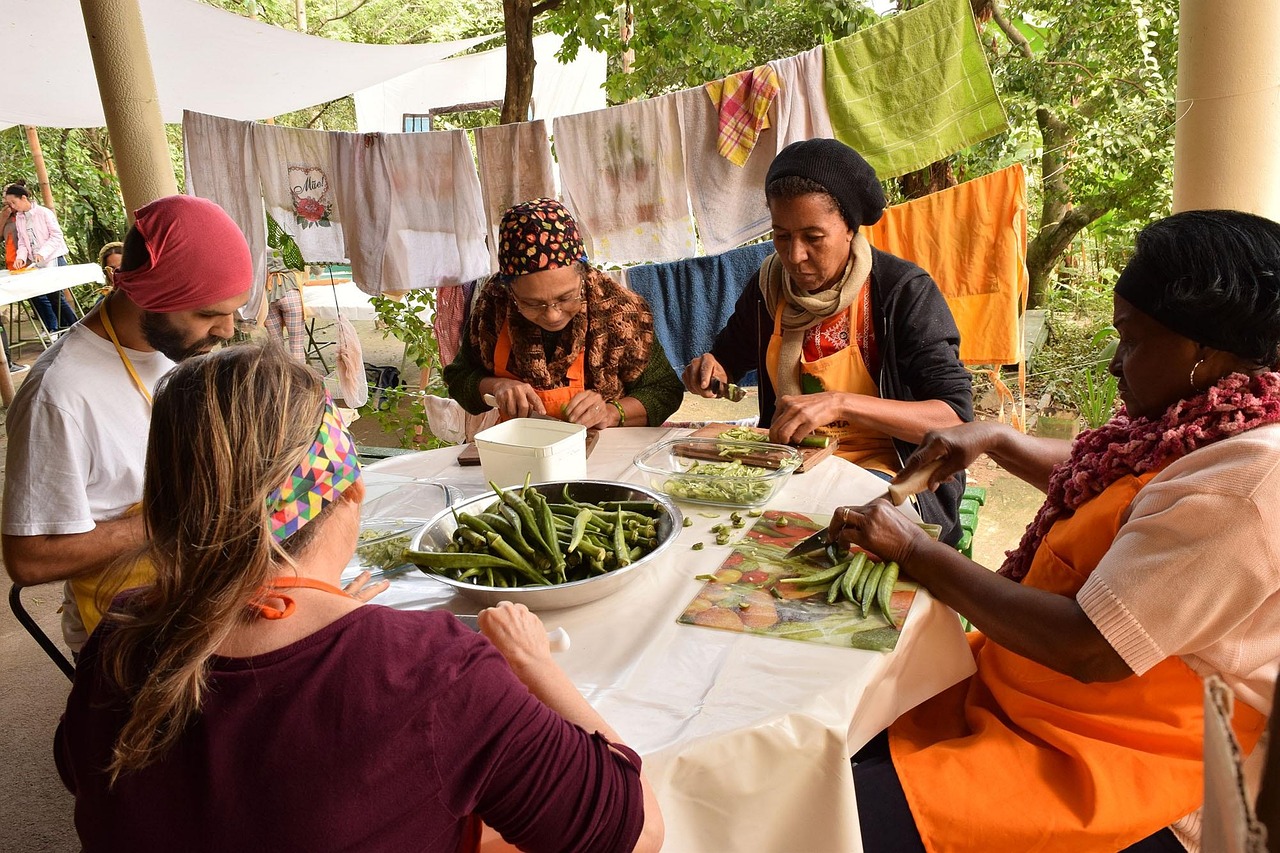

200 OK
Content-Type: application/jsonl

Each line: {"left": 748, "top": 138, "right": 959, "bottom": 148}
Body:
{"left": 684, "top": 138, "right": 972, "bottom": 544}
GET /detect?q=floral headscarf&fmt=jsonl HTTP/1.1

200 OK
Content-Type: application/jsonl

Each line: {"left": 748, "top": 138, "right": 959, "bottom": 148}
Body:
{"left": 497, "top": 198, "right": 588, "bottom": 276}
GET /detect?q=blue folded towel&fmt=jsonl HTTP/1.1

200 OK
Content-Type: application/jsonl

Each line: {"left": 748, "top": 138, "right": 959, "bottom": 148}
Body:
{"left": 626, "top": 242, "right": 773, "bottom": 379}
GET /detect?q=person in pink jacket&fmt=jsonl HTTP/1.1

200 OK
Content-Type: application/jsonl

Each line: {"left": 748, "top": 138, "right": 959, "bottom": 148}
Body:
{"left": 4, "top": 180, "right": 77, "bottom": 334}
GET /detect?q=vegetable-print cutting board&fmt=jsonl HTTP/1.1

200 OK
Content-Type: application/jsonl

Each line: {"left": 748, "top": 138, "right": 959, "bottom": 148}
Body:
{"left": 688, "top": 423, "right": 837, "bottom": 472}
{"left": 676, "top": 510, "right": 919, "bottom": 651}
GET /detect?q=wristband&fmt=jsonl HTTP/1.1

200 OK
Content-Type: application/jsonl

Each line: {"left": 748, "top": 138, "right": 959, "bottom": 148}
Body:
{"left": 608, "top": 399, "right": 626, "bottom": 427}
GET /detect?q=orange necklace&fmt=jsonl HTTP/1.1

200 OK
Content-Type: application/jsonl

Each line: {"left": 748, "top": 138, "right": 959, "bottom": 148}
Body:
{"left": 249, "top": 576, "right": 352, "bottom": 620}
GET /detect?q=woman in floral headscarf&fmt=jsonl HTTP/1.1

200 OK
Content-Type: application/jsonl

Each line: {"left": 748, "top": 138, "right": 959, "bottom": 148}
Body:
{"left": 444, "top": 198, "right": 683, "bottom": 428}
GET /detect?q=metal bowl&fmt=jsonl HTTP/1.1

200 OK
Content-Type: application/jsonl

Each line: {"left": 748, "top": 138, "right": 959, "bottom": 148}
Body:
{"left": 408, "top": 480, "right": 684, "bottom": 610}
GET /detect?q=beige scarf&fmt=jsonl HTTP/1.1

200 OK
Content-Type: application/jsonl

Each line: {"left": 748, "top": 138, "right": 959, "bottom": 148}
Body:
{"left": 759, "top": 232, "right": 872, "bottom": 397}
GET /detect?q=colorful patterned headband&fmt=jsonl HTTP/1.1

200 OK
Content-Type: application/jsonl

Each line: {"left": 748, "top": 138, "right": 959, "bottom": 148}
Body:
{"left": 267, "top": 393, "right": 361, "bottom": 544}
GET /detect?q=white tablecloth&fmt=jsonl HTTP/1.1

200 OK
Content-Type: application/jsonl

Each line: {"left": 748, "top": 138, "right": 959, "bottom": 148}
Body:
{"left": 301, "top": 280, "right": 378, "bottom": 322}
{"left": 358, "top": 427, "right": 976, "bottom": 852}
{"left": 0, "top": 263, "right": 103, "bottom": 307}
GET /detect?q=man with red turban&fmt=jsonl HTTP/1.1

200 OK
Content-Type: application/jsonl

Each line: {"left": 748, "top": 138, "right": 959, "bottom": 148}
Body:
{"left": 2, "top": 195, "right": 253, "bottom": 652}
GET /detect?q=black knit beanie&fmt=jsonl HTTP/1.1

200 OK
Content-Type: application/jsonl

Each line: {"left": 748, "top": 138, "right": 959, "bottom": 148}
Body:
{"left": 765, "top": 138, "right": 886, "bottom": 231}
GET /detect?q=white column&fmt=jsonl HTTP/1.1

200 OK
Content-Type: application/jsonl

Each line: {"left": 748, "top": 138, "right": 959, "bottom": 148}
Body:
{"left": 78, "top": 0, "right": 178, "bottom": 216}
{"left": 1173, "top": 0, "right": 1280, "bottom": 219}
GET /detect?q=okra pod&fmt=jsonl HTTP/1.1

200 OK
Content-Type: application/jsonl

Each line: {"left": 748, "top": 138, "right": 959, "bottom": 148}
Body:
{"left": 860, "top": 562, "right": 885, "bottom": 618}
{"left": 877, "top": 561, "right": 899, "bottom": 626}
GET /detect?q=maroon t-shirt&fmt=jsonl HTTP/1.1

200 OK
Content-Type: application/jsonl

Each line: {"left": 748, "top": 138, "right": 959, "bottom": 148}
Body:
{"left": 56, "top": 606, "right": 644, "bottom": 853}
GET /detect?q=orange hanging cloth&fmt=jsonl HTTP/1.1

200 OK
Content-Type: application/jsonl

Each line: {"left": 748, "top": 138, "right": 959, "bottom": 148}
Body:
{"left": 863, "top": 164, "right": 1027, "bottom": 366}
{"left": 887, "top": 473, "right": 1268, "bottom": 852}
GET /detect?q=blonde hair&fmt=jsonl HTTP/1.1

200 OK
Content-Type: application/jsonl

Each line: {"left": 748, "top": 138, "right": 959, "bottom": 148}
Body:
{"left": 99, "top": 343, "right": 329, "bottom": 784}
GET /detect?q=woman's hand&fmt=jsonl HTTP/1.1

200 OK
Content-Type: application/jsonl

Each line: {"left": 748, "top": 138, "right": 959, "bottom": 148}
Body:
{"left": 486, "top": 378, "right": 546, "bottom": 419}
{"left": 769, "top": 392, "right": 849, "bottom": 445}
{"left": 11, "top": 257, "right": 25, "bottom": 270}
{"left": 564, "top": 390, "right": 614, "bottom": 428}
{"left": 828, "top": 501, "right": 927, "bottom": 566}
{"left": 478, "top": 601, "right": 553, "bottom": 676}
{"left": 683, "top": 353, "right": 728, "bottom": 398}
{"left": 342, "top": 570, "right": 391, "bottom": 602}
{"left": 899, "top": 421, "right": 1008, "bottom": 488}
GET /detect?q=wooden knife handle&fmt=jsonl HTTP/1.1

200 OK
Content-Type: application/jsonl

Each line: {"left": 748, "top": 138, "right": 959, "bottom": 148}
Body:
{"left": 886, "top": 458, "right": 947, "bottom": 506}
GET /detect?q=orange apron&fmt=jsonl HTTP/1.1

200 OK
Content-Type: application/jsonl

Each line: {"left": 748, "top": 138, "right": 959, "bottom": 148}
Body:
{"left": 887, "top": 473, "right": 1268, "bottom": 852}
{"left": 493, "top": 319, "right": 585, "bottom": 422}
{"left": 764, "top": 300, "right": 899, "bottom": 475}
{"left": 68, "top": 501, "right": 154, "bottom": 638}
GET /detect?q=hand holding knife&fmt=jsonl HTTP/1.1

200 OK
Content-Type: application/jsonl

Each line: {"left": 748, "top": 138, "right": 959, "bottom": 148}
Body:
{"left": 708, "top": 377, "right": 746, "bottom": 403}
{"left": 784, "top": 458, "right": 949, "bottom": 558}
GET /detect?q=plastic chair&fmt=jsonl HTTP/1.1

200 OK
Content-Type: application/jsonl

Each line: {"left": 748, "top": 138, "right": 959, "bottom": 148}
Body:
{"left": 8, "top": 584, "right": 75, "bottom": 681}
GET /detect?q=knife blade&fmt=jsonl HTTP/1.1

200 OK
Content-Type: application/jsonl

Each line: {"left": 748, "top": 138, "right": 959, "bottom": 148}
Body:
{"left": 454, "top": 614, "right": 571, "bottom": 653}
{"left": 482, "top": 393, "right": 562, "bottom": 421}
{"left": 782, "top": 459, "right": 948, "bottom": 558}
{"left": 708, "top": 377, "right": 746, "bottom": 403}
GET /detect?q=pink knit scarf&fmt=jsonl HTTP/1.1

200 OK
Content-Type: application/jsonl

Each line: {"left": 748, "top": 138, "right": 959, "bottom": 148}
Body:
{"left": 1000, "top": 372, "right": 1280, "bottom": 582}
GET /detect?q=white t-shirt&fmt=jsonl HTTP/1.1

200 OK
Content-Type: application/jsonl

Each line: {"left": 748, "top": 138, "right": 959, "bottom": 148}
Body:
{"left": 3, "top": 323, "right": 174, "bottom": 645}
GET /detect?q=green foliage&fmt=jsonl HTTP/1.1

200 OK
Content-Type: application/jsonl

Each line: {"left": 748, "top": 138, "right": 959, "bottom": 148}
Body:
{"left": 1069, "top": 366, "right": 1120, "bottom": 428}
{"left": 358, "top": 288, "right": 452, "bottom": 448}
{"left": 989, "top": 1, "right": 1180, "bottom": 245}
{"left": 551, "top": 0, "right": 878, "bottom": 102}
{"left": 0, "top": 127, "right": 126, "bottom": 264}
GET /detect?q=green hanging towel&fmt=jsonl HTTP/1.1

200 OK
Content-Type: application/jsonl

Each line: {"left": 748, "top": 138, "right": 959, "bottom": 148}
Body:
{"left": 824, "top": 0, "right": 1008, "bottom": 179}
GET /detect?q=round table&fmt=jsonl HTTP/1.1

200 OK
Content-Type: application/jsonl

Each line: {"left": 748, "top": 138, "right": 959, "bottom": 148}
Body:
{"left": 354, "top": 427, "right": 975, "bottom": 852}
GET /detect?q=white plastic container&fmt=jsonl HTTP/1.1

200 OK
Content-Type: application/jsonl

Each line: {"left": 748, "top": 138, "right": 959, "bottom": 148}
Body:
{"left": 474, "top": 418, "right": 587, "bottom": 487}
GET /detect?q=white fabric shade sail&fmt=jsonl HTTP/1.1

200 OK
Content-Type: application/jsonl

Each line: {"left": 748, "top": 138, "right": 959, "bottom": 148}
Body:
{"left": 0, "top": 0, "right": 498, "bottom": 129}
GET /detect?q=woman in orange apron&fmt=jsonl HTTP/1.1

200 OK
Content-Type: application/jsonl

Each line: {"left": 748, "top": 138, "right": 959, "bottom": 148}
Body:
{"left": 831, "top": 210, "right": 1280, "bottom": 852}
{"left": 685, "top": 140, "right": 972, "bottom": 542}
{"left": 443, "top": 198, "right": 684, "bottom": 429}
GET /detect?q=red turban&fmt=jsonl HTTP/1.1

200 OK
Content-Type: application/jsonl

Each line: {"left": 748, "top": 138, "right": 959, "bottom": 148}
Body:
{"left": 114, "top": 195, "right": 253, "bottom": 313}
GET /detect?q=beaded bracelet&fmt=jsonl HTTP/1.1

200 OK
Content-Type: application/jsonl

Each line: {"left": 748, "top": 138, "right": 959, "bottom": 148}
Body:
{"left": 608, "top": 399, "right": 626, "bottom": 427}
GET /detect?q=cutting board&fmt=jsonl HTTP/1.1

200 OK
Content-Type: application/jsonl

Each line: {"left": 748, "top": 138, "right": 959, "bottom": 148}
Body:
{"left": 457, "top": 428, "right": 601, "bottom": 466}
{"left": 676, "top": 510, "right": 919, "bottom": 651}
{"left": 688, "top": 423, "right": 837, "bottom": 473}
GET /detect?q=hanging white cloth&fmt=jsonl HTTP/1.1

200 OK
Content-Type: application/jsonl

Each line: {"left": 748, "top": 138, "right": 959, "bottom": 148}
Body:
{"left": 675, "top": 87, "right": 775, "bottom": 255}
{"left": 473, "top": 120, "right": 556, "bottom": 257}
{"left": 770, "top": 46, "right": 835, "bottom": 147}
{"left": 553, "top": 93, "right": 697, "bottom": 265}
{"left": 327, "top": 130, "right": 490, "bottom": 294}
{"left": 182, "top": 110, "right": 268, "bottom": 319}
{"left": 252, "top": 123, "right": 348, "bottom": 264}
{"left": 380, "top": 131, "right": 490, "bottom": 291}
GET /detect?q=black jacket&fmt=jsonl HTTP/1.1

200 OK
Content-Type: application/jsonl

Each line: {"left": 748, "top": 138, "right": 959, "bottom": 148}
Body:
{"left": 710, "top": 248, "right": 973, "bottom": 544}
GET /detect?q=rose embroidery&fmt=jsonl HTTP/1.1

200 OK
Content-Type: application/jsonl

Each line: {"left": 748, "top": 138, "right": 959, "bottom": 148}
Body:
{"left": 288, "top": 163, "right": 334, "bottom": 229}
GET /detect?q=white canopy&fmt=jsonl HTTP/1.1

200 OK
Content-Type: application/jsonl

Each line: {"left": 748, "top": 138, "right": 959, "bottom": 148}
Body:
{"left": 353, "top": 33, "right": 606, "bottom": 132}
{"left": 0, "top": 0, "right": 497, "bottom": 129}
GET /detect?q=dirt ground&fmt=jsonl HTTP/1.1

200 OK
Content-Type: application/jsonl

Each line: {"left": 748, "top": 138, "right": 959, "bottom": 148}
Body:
{"left": 0, "top": 320, "right": 1041, "bottom": 852}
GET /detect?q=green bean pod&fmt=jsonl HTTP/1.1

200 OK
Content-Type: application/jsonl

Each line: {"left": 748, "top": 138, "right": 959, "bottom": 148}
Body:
{"left": 877, "top": 561, "right": 900, "bottom": 626}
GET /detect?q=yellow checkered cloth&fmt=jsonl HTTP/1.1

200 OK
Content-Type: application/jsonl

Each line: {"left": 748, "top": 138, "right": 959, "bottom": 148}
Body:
{"left": 704, "top": 65, "right": 781, "bottom": 167}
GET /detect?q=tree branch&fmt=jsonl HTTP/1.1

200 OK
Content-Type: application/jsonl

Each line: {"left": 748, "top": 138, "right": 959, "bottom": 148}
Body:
{"left": 315, "top": 0, "right": 374, "bottom": 28}
{"left": 988, "top": 0, "right": 1032, "bottom": 58}
{"left": 530, "top": 0, "right": 564, "bottom": 16}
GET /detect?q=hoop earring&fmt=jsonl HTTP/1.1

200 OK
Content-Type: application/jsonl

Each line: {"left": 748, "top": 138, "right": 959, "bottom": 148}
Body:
{"left": 1189, "top": 358, "right": 1206, "bottom": 392}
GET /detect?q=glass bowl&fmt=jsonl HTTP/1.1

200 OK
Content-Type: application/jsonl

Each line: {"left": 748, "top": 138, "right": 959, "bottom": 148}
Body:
{"left": 633, "top": 437, "right": 801, "bottom": 508}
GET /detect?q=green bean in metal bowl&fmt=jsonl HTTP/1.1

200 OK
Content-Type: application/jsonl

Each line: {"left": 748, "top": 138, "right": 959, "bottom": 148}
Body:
{"left": 406, "top": 480, "right": 684, "bottom": 610}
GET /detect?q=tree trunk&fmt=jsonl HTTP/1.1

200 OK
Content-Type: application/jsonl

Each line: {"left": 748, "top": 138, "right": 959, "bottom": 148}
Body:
{"left": 1024, "top": 107, "right": 1105, "bottom": 308}
{"left": 500, "top": 0, "right": 536, "bottom": 124}
{"left": 898, "top": 160, "right": 958, "bottom": 200}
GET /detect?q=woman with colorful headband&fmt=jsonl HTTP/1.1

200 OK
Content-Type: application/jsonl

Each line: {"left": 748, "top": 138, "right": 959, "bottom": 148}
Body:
{"left": 684, "top": 140, "right": 972, "bottom": 543}
{"left": 444, "top": 198, "right": 684, "bottom": 428}
{"left": 55, "top": 344, "right": 662, "bottom": 852}
{"left": 833, "top": 210, "right": 1280, "bottom": 852}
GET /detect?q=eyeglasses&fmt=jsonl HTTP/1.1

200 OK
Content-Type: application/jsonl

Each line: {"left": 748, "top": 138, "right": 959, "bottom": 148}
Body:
{"left": 510, "top": 287, "right": 586, "bottom": 316}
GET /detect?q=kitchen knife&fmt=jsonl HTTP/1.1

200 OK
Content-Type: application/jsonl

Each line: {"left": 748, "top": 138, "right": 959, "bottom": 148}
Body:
{"left": 482, "top": 393, "right": 562, "bottom": 421}
{"left": 782, "top": 459, "right": 948, "bottom": 558}
{"left": 454, "top": 613, "right": 571, "bottom": 653}
{"left": 708, "top": 377, "right": 746, "bottom": 402}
